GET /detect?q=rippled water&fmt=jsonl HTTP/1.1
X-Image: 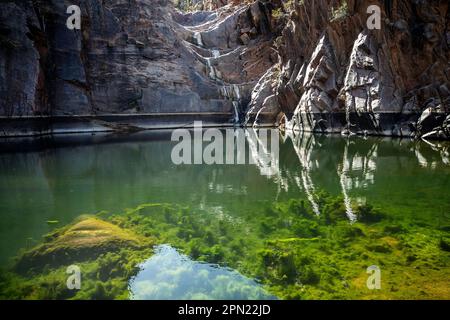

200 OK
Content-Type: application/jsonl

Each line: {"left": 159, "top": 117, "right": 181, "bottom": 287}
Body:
{"left": 0, "top": 130, "right": 449, "bottom": 299}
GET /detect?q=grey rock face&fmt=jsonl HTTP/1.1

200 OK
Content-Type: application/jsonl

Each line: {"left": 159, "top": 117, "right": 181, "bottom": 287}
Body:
{"left": 0, "top": 0, "right": 449, "bottom": 140}
{"left": 0, "top": 2, "right": 40, "bottom": 116}
{"left": 245, "top": 65, "right": 280, "bottom": 125}
{"left": 274, "top": 0, "right": 450, "bottom": 138}
{"left": 0, "top": 0, "right": 276, "bottom": 134}
{"left": 0, "top": 0, "right": 243, "bottom": 119}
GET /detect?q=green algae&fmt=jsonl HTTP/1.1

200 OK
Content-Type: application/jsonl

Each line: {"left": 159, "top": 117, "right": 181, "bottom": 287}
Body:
{"left": 0, "top": 194, "right": 449, "bottom": 300}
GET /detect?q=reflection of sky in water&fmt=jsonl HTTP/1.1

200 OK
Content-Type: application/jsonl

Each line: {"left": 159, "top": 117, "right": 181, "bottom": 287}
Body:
{"left": 129, "top": 245, "right": 276, "bottom": 300}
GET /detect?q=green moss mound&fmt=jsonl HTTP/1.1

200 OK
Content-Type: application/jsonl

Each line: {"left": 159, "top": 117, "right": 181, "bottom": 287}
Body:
{"left": 14, "top": 217, "right": 150, "bottom": 274}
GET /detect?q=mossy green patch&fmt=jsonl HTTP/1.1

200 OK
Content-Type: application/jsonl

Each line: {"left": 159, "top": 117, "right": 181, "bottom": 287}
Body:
{"left": 14, "top": 217, "right": 151, "bottom": 274}
{"left": 1, "top": 195, "right": 449, "bottom": 300}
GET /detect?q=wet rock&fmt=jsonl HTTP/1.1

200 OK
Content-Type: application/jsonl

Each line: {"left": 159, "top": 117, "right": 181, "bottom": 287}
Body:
{"left": 245, "top": 66, "right": 280, "bottom": 125}
{"left": 291, "top": 34, "right": 340, "bottom": 132}
{"left": 0, "top": 2, "right": 40, "bottom": 116}
{"left": 0, "top": 0, "right": 255, "bottom": 120}
{"left": 422, "top": 114, "right": 450, "bottom": 140}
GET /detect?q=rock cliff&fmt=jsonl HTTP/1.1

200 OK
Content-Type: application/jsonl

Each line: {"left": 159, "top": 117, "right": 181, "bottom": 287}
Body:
{"left": 0, "top": 0, "right": 240, "bottom": 116}
{"left": 0, "top": 0, "right": 449, "bottom": 138}
{"left": 271, "top": 0, "right": 450, "bottom": 139}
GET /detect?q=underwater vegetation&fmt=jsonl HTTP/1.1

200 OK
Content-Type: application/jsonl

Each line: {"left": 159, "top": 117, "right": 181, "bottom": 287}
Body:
{"left": 0, "top": 194, "right": 449, "bottom": 300}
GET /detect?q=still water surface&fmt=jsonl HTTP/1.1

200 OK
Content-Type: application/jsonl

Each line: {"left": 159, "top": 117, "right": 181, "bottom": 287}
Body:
{"left": 0, "top": 130, "right": 449, "bottom": 298}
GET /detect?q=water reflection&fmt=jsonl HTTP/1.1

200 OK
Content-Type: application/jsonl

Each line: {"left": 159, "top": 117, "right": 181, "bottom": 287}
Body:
{"left": 338, "top": 138, "right": 378, "bottom": 221}
{"left": 129, "top": 245, "right": 275, "bottom": 300}
{"left": 246, "top": 128, "right": 280, "bottom": 178}
{"left": 280, "top": 131, "right": 450, "bottom": 222}
{"left": 284, "top": 131, "right": 379, "bottom": 221}
{"left": 288, "top": 132, "right": 321, "bottom": 216}
{"left": 0, "top": 130, "right": 449, "bottom": 265}
{"left": 415, "top": 139, "right": 450, "bottom": 168}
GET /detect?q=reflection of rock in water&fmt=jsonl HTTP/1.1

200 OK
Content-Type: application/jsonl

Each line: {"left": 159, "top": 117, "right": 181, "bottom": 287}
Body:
{"left": 415, "top": 139, "right": 450, "bottom": 168}
{"left": 246, "top": 128, "right": 280, "bottom": 179}
{"left": 338, "top": 141, "right": 357, "bottom": 222}
{"left": 289, "top": 132, "right": 321, "bottom": 216}
{"left": 129, "top": 245, "right": 275, "bottom": 300}
{"left": 287, "top": 132, "right": 380, "bottom": 221}
{"left": 338, "top": 139, "right": 378, "bottom": 221}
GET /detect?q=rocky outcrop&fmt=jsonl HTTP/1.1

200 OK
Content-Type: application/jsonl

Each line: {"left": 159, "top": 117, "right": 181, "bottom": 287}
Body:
{"left": 176, "top": 0, "right": 231, "bottom": 11}
{"left": 272, "top": 0, "right": 450, "bottom": 139}
{"left": 0, "top": 0, "right": 449, "bottom": 139}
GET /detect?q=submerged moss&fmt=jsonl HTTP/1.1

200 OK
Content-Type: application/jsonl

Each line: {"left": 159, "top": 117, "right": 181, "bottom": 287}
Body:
{"left": 1, "top": 195, "right": 449, "bottom": 300}
{"left": 14, "top": 217, "right": 150, "bottom": 274}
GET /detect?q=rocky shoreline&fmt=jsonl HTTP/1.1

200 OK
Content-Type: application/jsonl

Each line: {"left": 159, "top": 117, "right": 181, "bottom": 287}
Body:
{"left": 0, "top": 111, "right": 447, "bottom": 140}
{"left": 0, "top": 113, "right": 238, "bottom": 138}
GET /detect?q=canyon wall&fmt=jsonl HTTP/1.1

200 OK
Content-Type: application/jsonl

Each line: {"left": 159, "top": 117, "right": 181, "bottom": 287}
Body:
{"left": 0, "top": 0, "right": 277, "bottom": 135}
{"left": 0, "top": 0, "right": 449, "bottom": 138}
{"left": 0, "top": 0, "right": 236, "bottom": 116}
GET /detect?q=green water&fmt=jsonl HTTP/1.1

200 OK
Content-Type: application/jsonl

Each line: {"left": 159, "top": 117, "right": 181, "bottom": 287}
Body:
{"left": 0, "top": 130, "right": 449, "bottom": 299}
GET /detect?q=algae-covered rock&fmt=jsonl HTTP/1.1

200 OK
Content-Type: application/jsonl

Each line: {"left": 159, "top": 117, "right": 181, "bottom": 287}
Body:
{"left": 15, "top": 218, "right": 149, "bottom": 273}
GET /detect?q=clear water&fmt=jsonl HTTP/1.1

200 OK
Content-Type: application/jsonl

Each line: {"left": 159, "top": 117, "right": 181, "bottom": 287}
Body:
{"left": 129, "top": 244, "right": 275, "bottom": 300}
{"left": 0, "top": 130, "right": 449, "bottom": 299}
